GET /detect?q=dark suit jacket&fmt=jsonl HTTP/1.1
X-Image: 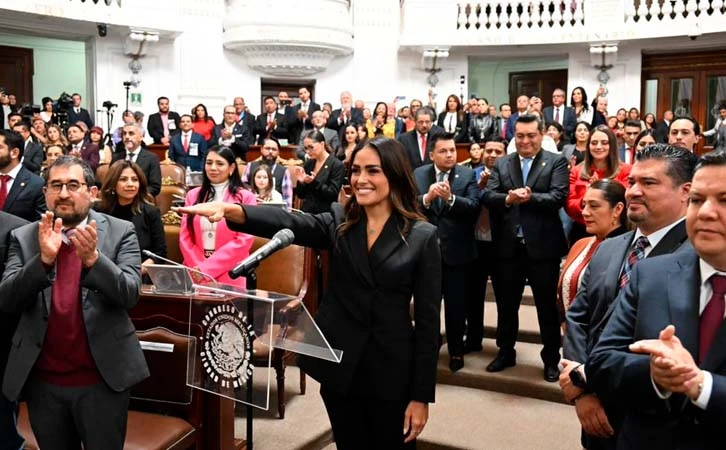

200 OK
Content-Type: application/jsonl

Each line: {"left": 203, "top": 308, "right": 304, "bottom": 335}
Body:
{"left": 210, "top": 123, "right": 250, "bottom": 161}
{"left": 289, "top": 101, "right": 321, "bottom": 143}
{"left": 96, "top": 202, "right": 167, "bottom": 259}
{"left": 0, "top": 212, "right": 28, "bottom": 385}
{"left": 228, "top": 203, "right": 441, "bottom": 402}
{"left": 482, "top": 150, "right": 569, "bottom": 260}
{"left": 564, "top": 221, "right": 688, "bottom": 365}
{"left": 0, "top": 210, "right": 149, "bottom": 401}
{"left": 168, "top": 131, "right": 208, "bottom": 172}
{"left": 414, "top": 164, "right": 479, "bottom": 266}
{"left": 68, "top": 142, "right": 100, "bottom": 171}
{"left": 147, "top": 111, "right": 181, "bottom": 144}
{"left": 2, "top": 166, "right": 46, "bottom": 222}
{"left": 67, "top": 107, "right": 94, "bottom": 129}
{"left": 22, "top": 140, "right": 44, "bottom": 175}
{"left": 655, "top": 120, "right": 671, "bottom": 144}
{"left": 296, "top": 155, "right": 345, "bottom": 214}
{"left": 543, "top": 105, "right": 577, "bottom": 142}
{"left": 436, "top": 111, "right": 469, "bottom": 143}
{"left": 111, "top": 148, "right": 161, "bottom": 196}
{"left": 328, "top": 108, "right": 364, "bottom": 144}
{"left": 253, "top": 113, "right": 289, "bottom": 145}
{"left": 236, "top": 112, "right": 255, "bottom": 145}
{"left": 587, "top": 243, "right": 725, "bottom": 450}
{"left": 398, "top": 130, "right": 433, "bottom": 170}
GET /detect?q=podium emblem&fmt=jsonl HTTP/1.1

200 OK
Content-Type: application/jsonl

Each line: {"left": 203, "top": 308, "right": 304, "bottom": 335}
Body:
{"left": 200, "top": 305, "right": 255, "bottom": 389}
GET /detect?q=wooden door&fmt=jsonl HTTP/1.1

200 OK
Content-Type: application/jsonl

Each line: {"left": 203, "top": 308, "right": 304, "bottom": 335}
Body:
{"left": 509, "top": 69, "right": 568, "bottom": 108}
{"left": 0, "top": 45, "right": 33, "bottom": 105}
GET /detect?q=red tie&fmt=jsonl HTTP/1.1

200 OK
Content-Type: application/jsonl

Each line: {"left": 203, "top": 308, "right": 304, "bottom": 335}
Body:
{"left": 699, "top": 274, "right": 726, "bottom": 363}
{"left": 501, "top": 120, "right": 507, "bottom": 138}
{"left": 420, "top": 134, "right": 427, "bottom": 162}
{"left": 555, "top": 107, "right": 561, "bottom": 123}
{"left": 183, "top": 134, "right": 189, "bottom": 153}
{"left": 0, "top": 174, "right": 9, "bottom": 211}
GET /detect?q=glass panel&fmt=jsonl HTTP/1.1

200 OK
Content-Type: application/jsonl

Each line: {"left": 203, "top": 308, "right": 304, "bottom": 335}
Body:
{"left": 704, "top": 75, "right": 726, "bottom": 147}
{"left": 670, "top": 78, "right": 693, "bottom": 117}
{"left": 644, "top": 79, "right": 658, "bottom": 116}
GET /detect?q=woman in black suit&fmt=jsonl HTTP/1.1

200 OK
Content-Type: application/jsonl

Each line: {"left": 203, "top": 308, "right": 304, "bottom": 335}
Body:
{"left": 176, "top": 137, "right": 441, "bottom": 449}
{"left": 97, "top": 160, "right": 167, "bottom": 276}
{"left": 436, "top": 94, "right": 468, "bottom": 143}
{"left": 296, "top": 130, "right": 345, "bottom": 214}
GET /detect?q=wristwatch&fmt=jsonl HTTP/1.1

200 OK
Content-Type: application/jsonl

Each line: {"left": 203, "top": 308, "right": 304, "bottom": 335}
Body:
{"left": 569, "top": 364, "right": 587, "bottom": 389}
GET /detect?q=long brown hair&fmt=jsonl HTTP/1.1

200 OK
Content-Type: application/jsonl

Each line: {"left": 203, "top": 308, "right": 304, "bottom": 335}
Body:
{"left": 337, "top": 137, "right": 425, "bottom": 239}
{"left": 580, "top": 125, "right": 621, "bottom": 181}
{"left": 99, "top": 160, "right": 154, "bottom": 214}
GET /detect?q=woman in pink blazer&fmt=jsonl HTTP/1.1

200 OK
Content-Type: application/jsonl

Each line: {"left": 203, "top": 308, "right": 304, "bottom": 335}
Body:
{"left": 179, "top": 146, "right": 256, "bottom": 288}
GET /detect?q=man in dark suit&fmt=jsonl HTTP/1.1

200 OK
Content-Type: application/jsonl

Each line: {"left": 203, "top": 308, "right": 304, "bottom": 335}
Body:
{"left": 0, "top": 211, "right": 27, "bottom": 450}
{"left": 12, "top": 122, "right": 43, "bottom": 174}
{"left": 0, "top": 156, "right": 148, "bottom": 450}
{"left": 618, "top": 120, "right": 642, "bottom": 164}
{"left": 147, "top": 96, "right": 181, "bottom": 145}
{"left": 562, "top": 144, "right": 697, "bottom": 449}
{"left": 67, "top": 93, "right": 94, "bottom": 129}
{"left": 168, "top": 114, "right": 208, "bottom": 171}
{"left": 211, "top": 105, "right": 250, "bottom": 161}
{"left": 398, "top": 108, "right": 436, "bottom": 170}
{"left": 289, "top": 87, "right": 321, "bottom": 145}
{"left": 482, "top": 114, "right": 568, "bottom": 382}
{"left": 414, "top": 132, "right": 479, "bottom": 372}
{"left": 112, "top": 124, "right": 161, "bottom": 196}
{"left": 543, "top": 88, "right": 577, "bottom": 143}
{"left": 66, "top": 123, "right": 100, "bottom": 171}
{"left": 253, "top": 96, "right": 289, "bottom": 145}
{"left": 327, "top": 91, "right": 364, "bottom": 144}
{"left": 0, "top": 130, "right": 46, "bottom": 222}
{"left": 506, "top": 95, "right": 530, "bottom": 142}
{"left": 654, "top": 110, "right": 674, "bottom": 144}
{"left": 233, "top": 97, "right": 255, "bottom": 144}
{"left": 586, "top": 151, "right": 726, "bottom": 450}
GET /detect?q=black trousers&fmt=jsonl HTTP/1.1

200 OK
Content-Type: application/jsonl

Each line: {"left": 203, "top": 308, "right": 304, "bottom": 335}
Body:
{"left": 466, "top": 240, "right": 496, "bottom": 347}
{"left": 25, "top": 377, "right": 130, "bottom": 450}
{"left": 320, "top": 384, "right": 415, "bottom": 450}
{"left": 493, "top": 241, "right": 561, "bottom": 365}
{"left": 443, "top": 261, "right": 472, "bottom": 357}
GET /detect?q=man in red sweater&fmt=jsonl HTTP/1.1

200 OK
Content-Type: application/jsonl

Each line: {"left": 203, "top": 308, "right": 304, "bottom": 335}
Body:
{"left": 0, "top": 156, "right": 148, "bottom": 450}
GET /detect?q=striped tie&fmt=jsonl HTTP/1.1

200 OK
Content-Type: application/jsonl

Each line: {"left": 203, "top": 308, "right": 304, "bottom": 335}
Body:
{"left": 619, "top": 236, "right": 649, "bottom": 289}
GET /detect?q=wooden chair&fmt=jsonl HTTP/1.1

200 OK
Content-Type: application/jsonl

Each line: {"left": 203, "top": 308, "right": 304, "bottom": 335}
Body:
{"left": 156, "top": 184, "right": 186, "bottom": 216}
{"left": 18, "top": 315, "right": 203, "bottom": 450}
{"left": 251, "top": 236, "right": 308, "bottom": 419}
{"left": 96, "top": 162, "right": 110, "bottom": 186}
{"left": 160, "top": 161, "right": 186, "bottom": 186}
{"left": 162, "top": 214, "right": 183, "bottom": 264}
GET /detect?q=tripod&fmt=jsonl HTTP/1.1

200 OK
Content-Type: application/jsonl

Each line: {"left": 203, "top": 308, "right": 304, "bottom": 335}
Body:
{"left": 102, "top": 107, "right": 115, "bottom": 150}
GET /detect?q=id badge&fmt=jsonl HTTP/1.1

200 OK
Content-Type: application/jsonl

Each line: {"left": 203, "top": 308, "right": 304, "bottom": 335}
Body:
{"left": 168, "top": 121, "right": 177, "bottom": 131}
{"left": 189, "top": 143, "right": 199, "bottom": 156}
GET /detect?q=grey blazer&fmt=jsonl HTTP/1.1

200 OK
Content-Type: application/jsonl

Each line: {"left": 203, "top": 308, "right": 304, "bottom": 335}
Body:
{"left": 0, "top": 210, "right": 149, "bottom": 401}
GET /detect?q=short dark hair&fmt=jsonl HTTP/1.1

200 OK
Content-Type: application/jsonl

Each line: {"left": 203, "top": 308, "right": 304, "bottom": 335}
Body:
{"left": 180, "top": 114, "right": 193, "bottom": 121}
{"left": 515, "top": 114, "right": 544, "bottom": 131}
{"left": 634, "top": 143, "right": 698, "bottom": 186}
{"left": 546, "top": 121, "right": 564, "bottom": 134}
{"left": 499, "top": 103, "right": 510, "bottom": 111}
{"left": 0, "top": 129, "right": 24, "bottom": 159}
{"left": 414, "top": 107, "right": 433, "bottom": 121}
{"left": 719, "top": 103, "right": 726, "bottom": 112}
{"left": 624, "top": 120, "right": 642, "bottom": 129}
{"left": 8, "top": 112, "right": 22, "bottom": 121}
{"left": 48, "top": 155, "right": 96, "bottom": 186}
{"left": 157, "top": 96, "right": 169, "bottom": 104}
{"left": 72, "top": 93, "right": 81, "bottom": 98}
{"left": 694, "top": 150, "right": 726, "bottom": 173}
{"left": 668, "top": 115, "right": 701, "bottom": 136}
{"left": 11, "top": 122, "right": 29, "bottom": 133}
{"left": 485, "top": 135, "right": 508, "bottom": 147}
{"left": 429, "top": 132, "right": 455, "bottom": 151}
{"left": 263, "top": 95, "right": 276, "bottom": 104}
{"left": 589, "top": 178, "right": 627, "bottom": 227}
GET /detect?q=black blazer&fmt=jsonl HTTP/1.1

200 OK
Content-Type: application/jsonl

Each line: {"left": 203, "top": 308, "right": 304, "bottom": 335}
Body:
{"left": 482, "top": 150, "right": 569, "bottom": 260}
{"left": 22, "top": 141, "right": 44, "bottom": 175}
{"left": 397, "top": 130, "right": 433, "bottom": 170}
{"left": 564, "top": 221, "right": 688, "bottom": 365}
{"left": 0, "top": 212, "right": 28, "bottom": 384}
{"left": 111, "top": 148, "right": 162, "bottom": 196}
{"left": 296, "top": 155, "right": 345, "bottom": 214}
{"left": 291, "top": 102, "right": 321, "bottom": 138}
{"left": 654, "top": 120, "right": 670, "bottom": 143}
{"left": 414, "top": 164, "right": 479, "bottom": 266}
{"left": 587, "top": 243, "right": 725, "bottom": 450}
{"left": 228, "top": 204, "right": 441, "bottom": 402}
{"left": 210, "top": 123, "right": 251, "bottom": 161}
{"left": 436, "top": 111, "right": 469, "bottom": 143}
{"left": 98, "top": 202, "right": 167, "bottom": 259}
{"left": 253, "top": 112, "right": 289, "bottom": 145}
{"left": 147, "top": 111, "right": 181, "bottom": 144}
{"left": 2, "top": 166, "right": 46, "bottom": 222}
{"left": 67, "top": 107, "right": 94, "bottom": 129}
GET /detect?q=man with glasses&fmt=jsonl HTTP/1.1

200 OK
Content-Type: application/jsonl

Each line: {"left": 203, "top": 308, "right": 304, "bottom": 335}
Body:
{"left": 0, "top": 155, "right": 148, "bottom": 450}
{"left": 211, "top": 105, "right": 250, "bottom": 161}
{"left": 0, "top": 129, "right": 45, "bottom": 222}
{"left": 620, "top": 120, "right": 643, "bottom": 163}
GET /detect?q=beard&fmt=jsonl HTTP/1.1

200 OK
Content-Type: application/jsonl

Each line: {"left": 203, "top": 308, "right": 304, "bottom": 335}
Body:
{"left": 0, "top": 153, "right": 11, "bottom": 170}
{"left": 53, "top": 202, "right": 90, "bottom": 227}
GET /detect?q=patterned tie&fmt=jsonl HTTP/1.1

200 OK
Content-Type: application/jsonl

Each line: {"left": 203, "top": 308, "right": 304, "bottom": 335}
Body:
{"left": 618, "top": 236, "right": 650, "bottom": 289}
{"left": 555, "top": 107, "right": 560, "bottom": 124}
{"left": 0, "top": 174, "right": 9, "bottom": 211}
{"left": 127, "top": 152, "right": 135, "bottom": 162}
{"left": 521, "top": 157, "right": 532, "bottom": 184}
{"left": 699, "top": 274, "right": 726, "bottom": 363}
{"left": 434, "top": 171, "right": 447, "bottom": 211}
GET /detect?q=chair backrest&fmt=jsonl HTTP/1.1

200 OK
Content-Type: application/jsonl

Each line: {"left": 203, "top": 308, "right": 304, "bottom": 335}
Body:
{"left": 163, "top": 223, "right": 183, "bottom": 264}
{"left": 160, "top": 161, "right": 186, "bottom": 186}
{"left": 156, "top": 184, "right": 187, "bottom": 215}
{"left": 96, "top": 163, "right": 110, "bottom": 185}
{"left": 252, "top": 237, "right": 306, "bottom": 298}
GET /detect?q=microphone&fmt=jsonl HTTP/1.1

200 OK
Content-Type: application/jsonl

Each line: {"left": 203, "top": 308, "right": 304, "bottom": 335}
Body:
{"left": 229, "top": 229, "right": 295, "bottom": 279}
{"left": 142, "top": 250, "right": 217, "bottom": 287}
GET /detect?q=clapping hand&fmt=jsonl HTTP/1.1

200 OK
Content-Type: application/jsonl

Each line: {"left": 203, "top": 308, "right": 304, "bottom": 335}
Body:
{"left": 70, "top": 221, "right": 99, "bottom": 268}
{"left": 39, "top": 211, "right": 63, "bottom": 266}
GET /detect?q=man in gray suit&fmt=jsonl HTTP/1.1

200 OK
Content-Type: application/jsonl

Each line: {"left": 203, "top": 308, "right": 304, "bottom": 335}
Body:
{"left": 703, "top": 103, "right": 726, "bottom": 152}
{"left": 296, "top": 110, "right": 339, "bottom": 159}
{"left": 0, "top": 156, "right": 149, "bottom": 450}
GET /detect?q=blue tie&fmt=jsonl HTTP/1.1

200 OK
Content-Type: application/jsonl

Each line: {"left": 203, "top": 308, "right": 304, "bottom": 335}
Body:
{"left": 521, "top": 157, "right": 532, "bottom": 184}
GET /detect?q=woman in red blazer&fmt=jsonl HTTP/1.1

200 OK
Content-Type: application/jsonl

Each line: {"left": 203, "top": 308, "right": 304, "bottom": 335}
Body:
{"left": 566, "top": 125, "right": 631, "bottom": 243}
{"left": 179, "top": 146, "right": 255, "bottom": 287}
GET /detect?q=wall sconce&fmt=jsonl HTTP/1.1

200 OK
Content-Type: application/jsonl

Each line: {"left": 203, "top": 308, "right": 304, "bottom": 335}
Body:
{"left": 422, "top": 48, "right": 449, "bottom": 87}
{"left": 123, "top": 30, "right": 160, "bottom": 87}
{"left": 589, "top": 43, "right": 618, "bottom": 84}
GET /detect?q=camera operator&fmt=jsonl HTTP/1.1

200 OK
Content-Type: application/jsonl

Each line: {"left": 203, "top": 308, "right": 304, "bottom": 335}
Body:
{"left": 67, "top": 93, "right": 94, "bottom": 129}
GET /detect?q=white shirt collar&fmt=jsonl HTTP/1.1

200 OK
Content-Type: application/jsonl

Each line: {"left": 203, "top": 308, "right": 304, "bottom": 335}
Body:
{"left": 3, "top": 162, "right": 22, "bottom": 179}
{"left": 632, "top": 217, "right": 684, "bottom": 256}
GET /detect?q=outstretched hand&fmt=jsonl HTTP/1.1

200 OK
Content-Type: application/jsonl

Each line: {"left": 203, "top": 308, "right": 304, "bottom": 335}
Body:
{"left": 173, "top": 202, "right": 228, "bottom": 223}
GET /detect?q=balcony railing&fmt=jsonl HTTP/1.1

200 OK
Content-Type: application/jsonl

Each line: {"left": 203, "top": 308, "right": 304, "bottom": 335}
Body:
{"left": 456, "top": 1, "right": 585, "bottom": 31}
{"left": 627, "top": 0, "right": 726, "bottom": 23}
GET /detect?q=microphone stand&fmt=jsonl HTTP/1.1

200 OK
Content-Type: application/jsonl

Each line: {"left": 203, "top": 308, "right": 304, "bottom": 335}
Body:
{"left": 245, "top": 269, "right": 256, "bottom": 450}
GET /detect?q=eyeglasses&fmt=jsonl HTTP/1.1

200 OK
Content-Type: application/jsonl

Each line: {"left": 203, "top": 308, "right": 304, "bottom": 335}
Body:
{"left": 47, "top": 181, "right": 87, "bottom": 193}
